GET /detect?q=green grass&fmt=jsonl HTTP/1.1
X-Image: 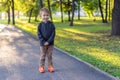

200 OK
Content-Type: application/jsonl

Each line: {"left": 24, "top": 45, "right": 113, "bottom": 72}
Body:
{"left": 0, "top": 17, "right": 120, "bottom": 78}
{"left": 0, "top": 19, "right": 8, "bottom": 24}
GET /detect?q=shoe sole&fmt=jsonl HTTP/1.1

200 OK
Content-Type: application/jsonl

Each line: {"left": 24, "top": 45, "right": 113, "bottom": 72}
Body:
{"left": 48, "top": 70, "right": 55, "bottom": 73}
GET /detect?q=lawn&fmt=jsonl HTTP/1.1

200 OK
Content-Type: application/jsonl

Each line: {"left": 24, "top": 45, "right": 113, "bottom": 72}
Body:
{"left": 0, "top": 17, "right": 120, "bottom": 78}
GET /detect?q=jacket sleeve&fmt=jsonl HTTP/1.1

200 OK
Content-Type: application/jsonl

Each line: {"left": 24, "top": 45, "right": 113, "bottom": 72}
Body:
{"left": 47, "top": 23, "right": 56, "bottom": 43}
{"left": 37, "top": 23, "right": 45, "bottom": 44}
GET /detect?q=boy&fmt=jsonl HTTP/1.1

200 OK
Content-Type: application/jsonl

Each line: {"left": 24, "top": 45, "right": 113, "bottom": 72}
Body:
{"left": 37, "top": 7, "right": 55, "bottom": 73}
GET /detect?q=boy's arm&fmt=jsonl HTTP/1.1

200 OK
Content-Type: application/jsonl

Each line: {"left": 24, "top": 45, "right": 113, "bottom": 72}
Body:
{"left": 37, "top": 24, "right": 45, "bottom": 44}
{"left": 47, "top": 24, "right": 55, "bottom": 43}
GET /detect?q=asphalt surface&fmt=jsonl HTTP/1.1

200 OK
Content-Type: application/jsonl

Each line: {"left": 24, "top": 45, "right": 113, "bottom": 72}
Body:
{"left": 0, "top": 24, "right": 118, "bottom": 80}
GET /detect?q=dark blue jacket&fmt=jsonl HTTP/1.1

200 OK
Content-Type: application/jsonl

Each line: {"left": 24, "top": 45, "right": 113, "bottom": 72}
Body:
{"left": 37, "top": 21, "right": 55, "bottom": 46}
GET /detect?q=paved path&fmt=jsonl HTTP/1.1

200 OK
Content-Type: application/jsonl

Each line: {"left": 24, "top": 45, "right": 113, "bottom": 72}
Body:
{"left": 0, "top": 24, "right": 118, "bottom": 80}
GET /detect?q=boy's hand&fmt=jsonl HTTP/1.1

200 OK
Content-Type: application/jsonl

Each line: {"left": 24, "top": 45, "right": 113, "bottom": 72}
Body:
{"left": 44, "top": 42, "right": 49, "bottom": 46}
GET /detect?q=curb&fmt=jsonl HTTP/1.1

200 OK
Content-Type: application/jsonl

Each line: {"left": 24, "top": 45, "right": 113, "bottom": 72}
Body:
{"left": 54, "top": 46, "right": 120, "bottom": 80}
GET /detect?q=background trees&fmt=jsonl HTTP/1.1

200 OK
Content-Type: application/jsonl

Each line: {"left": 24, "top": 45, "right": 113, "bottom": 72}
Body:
{"left": 82, "top": 0, "right": 99, "bottom": 18}
{"left": 0, "top": 0, "right": 115, "bottom": 27}
{"left": 0, "top": 0, "right": 11, "bottom": 24}
{"left": 70, "top": 0, "right": 75, "bottom": 26}
{"left": 11, "top": 0, "right": 15, "bottom": 24}
{"left": 1, "top": 0, "right": 113, "bottom": 23}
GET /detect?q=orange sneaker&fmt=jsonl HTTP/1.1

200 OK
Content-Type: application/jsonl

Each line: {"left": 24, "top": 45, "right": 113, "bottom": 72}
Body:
{"left": 39, "top": 66, "right": 45, "bottom": 73}
{"left": 48, "top": 65, "right": 55, "bottom": 72}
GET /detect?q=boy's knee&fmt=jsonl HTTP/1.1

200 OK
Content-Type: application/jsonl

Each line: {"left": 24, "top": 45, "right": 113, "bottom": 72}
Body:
{"left": 41, "top": 53, "right": 46, "bottom": 58}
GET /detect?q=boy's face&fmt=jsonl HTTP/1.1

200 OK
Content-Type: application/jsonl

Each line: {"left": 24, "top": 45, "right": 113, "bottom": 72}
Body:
{"left": 41, "top": 12, "right": 49, "bottom": 22}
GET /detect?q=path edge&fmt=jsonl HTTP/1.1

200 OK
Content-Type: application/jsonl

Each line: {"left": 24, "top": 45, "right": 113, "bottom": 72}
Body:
{"left": 54, "top": 46, "right": 120, "bottom": 80}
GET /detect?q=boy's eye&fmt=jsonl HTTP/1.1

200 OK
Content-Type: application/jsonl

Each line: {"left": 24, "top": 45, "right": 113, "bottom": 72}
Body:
{"left": 43, "top": 15, "right": 48, "bottom": 16}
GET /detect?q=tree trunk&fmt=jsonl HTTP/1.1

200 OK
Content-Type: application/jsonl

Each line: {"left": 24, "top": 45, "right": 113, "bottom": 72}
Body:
{"left": 7, "top": 6, "right": 10, "bottom": 24}
{"left": 68, "top": 0, "right": 71, "bottom": 21}
{"left": 111, "top": 0, "right": 120, "bottom": 35}
{"left": 60, "top": 0, "right": 63, "bottom": 22}
{"left": 28, "top": 8, "right": 33, "bottom": 23}
{"left": 104, "top": 0, "right": 108, "bottom": 23}
{"left": 78, "top": 1, "right": 80, "bottom": 20}
{"left": 11, "top": 0, "right": 15, "bottom": 25}
{"left": 108, "top": 0, "right": 111, "bottom": 21}
{"left": 35, "top": 15, "right": 38, "bottom": 21}
{"left": 39, "top": 0, "right": 43, "bottom": 8}
{"left": 70, "top": 0, "right": 75, "bottom": 26}
{"left": 98, "top": 0, "right": 105, "bottom": 23}
{"left": 68, "top": 11, "right": 71, "bottom": 21}
{"left": 47, "top": 0, "right": 53, "bottom": 22}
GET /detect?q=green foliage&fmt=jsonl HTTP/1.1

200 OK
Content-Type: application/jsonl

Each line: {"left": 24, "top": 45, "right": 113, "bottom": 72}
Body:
{"left": 51, "top": 0, "right": 78, "bottom": 13}
{"left": 0, "top": 0, "right": 11, "bottom": 12}
{"left": 62, "top": 1, "right": 72, "bottom": 12}
{"left": 0, "top": 0, "right": 113, "bottom": 23}
{"left": 81, "top": 0, "right": 99, "bottom": 17}
{"left": 14, "top": 0, "right": 23, "bottom": 11}
{"left": 51, "top": 1, "right": 61, "bottom": 11}
{"left": 15, "top": 0, "right": 39, "bottom": 17}
{"left": 32, "top": 0, "right": 40, "bottom": 17}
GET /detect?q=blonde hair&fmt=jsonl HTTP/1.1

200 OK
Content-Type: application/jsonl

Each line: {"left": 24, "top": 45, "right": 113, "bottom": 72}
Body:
{"left": 39, "top": 7, "right": 50, "bottom": 16}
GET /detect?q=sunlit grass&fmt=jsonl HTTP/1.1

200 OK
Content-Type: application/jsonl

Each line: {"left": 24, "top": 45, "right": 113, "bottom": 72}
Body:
{"left": 0, "top": 19, "right": 8, "bottom": 24}
{"left": 15, "top": 21, "right": 37, "bottom": 37}
{"left": 66, "top": 17, "right": 105, "bottom": 25}
{"left": 79, "top": 47, "right": 120, "bottom": 66}
{"left": 64, "top": 28, "right": 96, "bottom": 36}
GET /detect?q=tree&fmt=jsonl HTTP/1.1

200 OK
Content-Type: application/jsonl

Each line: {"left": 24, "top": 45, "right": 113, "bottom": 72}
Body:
{"left": 0, "top": 0, "right": 11, "bottom": 24}
{"left": 39, "top": 0, "right": 43, "bottom": 8}
{"left": 33, "top": 0, "right": 40, "bottom": 21}
{"left": 77, "top": 1, "right": 80, "bottom": 20}
{"left": 7, "top": 2, "right": 11, "bottom": 24}
{"left": 60, "top": 0, "right": 63, "bottom": 22}
{"left": 14, "top": 0, "right": 24, "bottom": 19}
{"left": 6, "top": 0, "right": 11, "bottom": 24}
{"left": 47, "top": 0, "right": 52, "bottom": 21}
{"left": 108, "top": 0, "right": 114, "bottom": 21}
{"left": 67, "top": 0, "right": 71, "bottom": 21}
{"left": 104, "top": 0, "right": 108, "bottom": 23}
{"left": 108, "top": 0, "right": 110, "bottom": 21}
{"left": 82, "top": 0, "right": 99, "bottom": 18}
{"left": 11, "top": 0, "right": 15, "bottom": 25}
{"left": 98, "top": 0, "right": 105, "bottom": 23}
{"left": 28, "top": 0, "right": 35, "bottom": 23}
{"left": 111, "top": 0, "right": 120, "bottom": 35}
{"left": 70, "top": 0, "right": 75, "bottom": 26}
{"left": 28, "top": 7, "right": 34, "bottom": 23}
